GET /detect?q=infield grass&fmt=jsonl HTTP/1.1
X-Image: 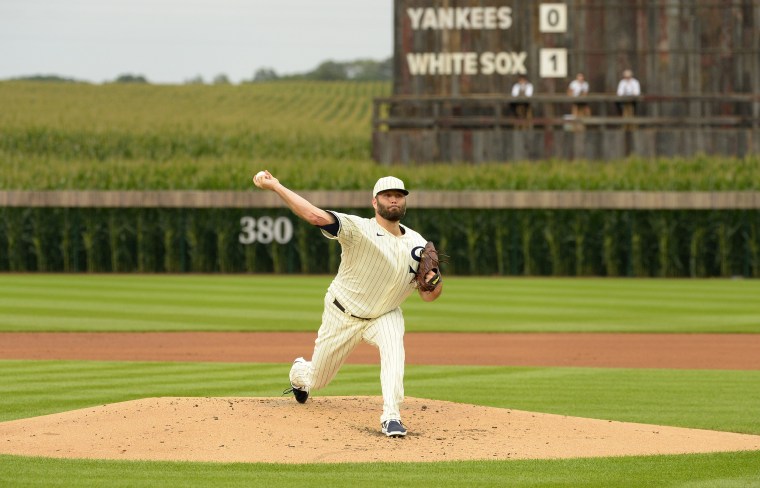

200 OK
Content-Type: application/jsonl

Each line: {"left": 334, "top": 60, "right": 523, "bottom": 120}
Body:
{"left": 1, "top": 275, "right": 759, "bottom": 333}
{"left": 2, "top": 451, "right": 759, "bottom": 488}
{"left": 2, "top": 360, "right": 759, "bottom": 433}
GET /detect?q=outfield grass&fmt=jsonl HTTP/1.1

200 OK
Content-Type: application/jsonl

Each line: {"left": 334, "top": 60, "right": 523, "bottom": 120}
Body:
{"left": 0, "top": 360, "right": 759, "bottom": 487}
{"left": 1, "top": 275, "right": 759, "bottom": 333}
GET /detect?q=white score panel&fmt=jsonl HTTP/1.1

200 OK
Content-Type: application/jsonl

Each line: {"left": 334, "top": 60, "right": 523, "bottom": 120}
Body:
{"left": 539, "top": 48, "right": 567, "bottom": 78}
{"left": 539, "top": 4, "right": 568, "bottom": 33}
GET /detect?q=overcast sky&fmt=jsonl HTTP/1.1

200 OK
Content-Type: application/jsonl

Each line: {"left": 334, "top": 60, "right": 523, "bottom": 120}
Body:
{"left": 0, "top": 0, "right": 393, "bottom": 84}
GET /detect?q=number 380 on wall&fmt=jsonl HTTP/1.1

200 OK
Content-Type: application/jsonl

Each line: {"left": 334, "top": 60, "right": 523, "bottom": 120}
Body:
{"left": 239, "top": 216, "right": 294, "bottom": 244}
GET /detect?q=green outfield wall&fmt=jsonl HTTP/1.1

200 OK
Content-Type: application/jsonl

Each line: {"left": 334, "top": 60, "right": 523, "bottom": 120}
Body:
{"left": 2, "top": 206, "right": 758, "bottom": 277}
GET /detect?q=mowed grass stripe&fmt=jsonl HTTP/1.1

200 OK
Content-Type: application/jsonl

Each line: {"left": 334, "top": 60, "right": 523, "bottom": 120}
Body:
{"left": 0, "top": 292, "right": 321, "bottom": 311}
{"left": 404, "top": 310, "right": 760, "bottom": 333}
{"left": 0, "top": 312, "right": 315, "bottom": 332}
{"left": 0, "top": 360, "right": 289, "bottom": 419}
{"left": 447, "top": 278, "right": 759, "bottom": 302}
{"left": 452, "top": 284, "right": 757, "bottom": 305}
{"left": 425, "top": 296, "right": 749, "bottom": 317}
{"left": 406, "top": 365, "right": 760, "bottom": 434}
{"left": 1, "top": 275, "right": 759, "bottom": 333}
{"left": 404, "top": 279, "right": 760, "bottom": 331}
{"left": 1, "top": 275, "right": 326, "bottom": 331}
{"left": 0, "top": 307, "right": 314, "bottom": 329}
{"left": 1, "top": 360, "right": 759, "bottom": 434}
{"left": 2, "top": 274, "right": 332, "bottom": 294}
{"left": 0, "top": 284, "right": 326, "bottom": 312}
{"left": 0, "top": 452, "right": 759, "bottom": 488}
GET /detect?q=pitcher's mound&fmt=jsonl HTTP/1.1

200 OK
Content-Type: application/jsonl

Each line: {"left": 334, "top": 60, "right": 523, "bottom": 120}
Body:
{"left": 1, "top": 396, "right": 758, "bottom": 463}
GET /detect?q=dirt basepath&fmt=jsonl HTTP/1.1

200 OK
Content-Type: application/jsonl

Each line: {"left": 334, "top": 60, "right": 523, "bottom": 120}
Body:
{"left": 2, "top": 332, "right": 759, "bottom": 369}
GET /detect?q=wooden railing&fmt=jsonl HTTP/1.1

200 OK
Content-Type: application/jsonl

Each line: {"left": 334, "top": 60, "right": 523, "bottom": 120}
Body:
{"left": 2, "top": 190, "right": 760, "bottom": 209}
{"left": 372, "top": 93, "right": 760, "bottom": 131}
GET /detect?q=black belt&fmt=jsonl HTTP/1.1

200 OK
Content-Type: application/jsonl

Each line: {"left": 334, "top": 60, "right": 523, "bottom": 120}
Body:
{"left": 333, "top": 299, "right": 370, "bottom": 320}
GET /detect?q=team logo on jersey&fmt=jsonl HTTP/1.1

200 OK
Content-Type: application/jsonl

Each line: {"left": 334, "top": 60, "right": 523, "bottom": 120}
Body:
{"left": 411, "top": 246, "right": 424, "bottom": 262}
{"left": 409, "top": 245, "right": 425, "bottom": 276}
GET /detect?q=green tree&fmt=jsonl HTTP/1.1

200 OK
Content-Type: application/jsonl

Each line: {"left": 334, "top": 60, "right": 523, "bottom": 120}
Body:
{"left": 307, "top": 60, "right": 347, "bottom": 81}
{"left": 346, "top": 57, "right": 392, "bottom": 81}
{"left": 212, "top": 73, "right": 231, "bottom": 85}
{"left": 252, "top": 67, "right": 279, "bottom": 82}
{"left": 184, "top": 75, "right": 205, "bottom": 85}
{"left": 113, "top": 74, "right": 149, "bottom": 84}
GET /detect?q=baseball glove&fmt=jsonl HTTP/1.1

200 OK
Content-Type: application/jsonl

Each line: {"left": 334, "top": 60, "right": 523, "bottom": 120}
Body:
{"left": 414, "top": 241, "right": 442, "bottom": 292}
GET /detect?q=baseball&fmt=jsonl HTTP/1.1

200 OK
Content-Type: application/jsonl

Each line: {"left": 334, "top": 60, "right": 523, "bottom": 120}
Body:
{"left": 254, "top": 171, "right": 266, "bottom": 183}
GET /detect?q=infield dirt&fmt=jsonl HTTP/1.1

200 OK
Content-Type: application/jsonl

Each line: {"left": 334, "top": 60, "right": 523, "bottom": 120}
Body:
{"left": 3, "top": 332, "right": 760, "bottom": 369}
{"left": 1, "top": 396, "right": 760, "bottom": 463}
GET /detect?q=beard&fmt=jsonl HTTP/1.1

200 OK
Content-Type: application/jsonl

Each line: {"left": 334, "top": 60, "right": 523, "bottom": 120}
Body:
{"left": 376, "top": 200, "right": 406, "bottom": 222}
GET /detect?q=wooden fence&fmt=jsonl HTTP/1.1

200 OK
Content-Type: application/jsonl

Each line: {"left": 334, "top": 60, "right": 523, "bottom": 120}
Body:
{"left": 372, "top": 94, "right": 760, "bottom": 163}
{"left": 2, "top": 190, "right": 760, "bottom": 209}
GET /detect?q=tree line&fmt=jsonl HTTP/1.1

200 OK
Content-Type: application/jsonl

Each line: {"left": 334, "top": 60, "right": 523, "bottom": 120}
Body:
{"left": 5, "top": 57, "right": 392, "bottom": 85}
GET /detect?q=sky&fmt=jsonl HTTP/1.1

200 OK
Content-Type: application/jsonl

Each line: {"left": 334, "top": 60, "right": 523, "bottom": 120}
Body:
{"left": 0, "top": 0, "right": 393, "bottom": 84}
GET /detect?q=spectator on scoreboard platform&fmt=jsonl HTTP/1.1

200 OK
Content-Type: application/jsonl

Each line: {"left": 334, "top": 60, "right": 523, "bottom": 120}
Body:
{"left": 510, "top": 74, "right": 534, "bottom": 120}
{"left": 616, "top": 69, "right": 641, "bottom": 118}
{"left": 567, "top": 72, "right": 590, "bottom": 117}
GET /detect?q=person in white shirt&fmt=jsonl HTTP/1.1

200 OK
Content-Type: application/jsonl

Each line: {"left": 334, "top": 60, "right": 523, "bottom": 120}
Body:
{"left": 511, "top": 74, "right": 534, "bottom": 97}
{"left": 567, "top": 72, "right": 590, "bottom": 117}
{"left": 616, "top": 69, "right": 641, "bottom": 118}
{"left": 616, "top": 69, "right": 641, "bottom": 96}
{"left": 510, "top": 74, "right": 534, "bottom": 119}
{"left": 252, "top": 172, "right": 443, "bottom": 438}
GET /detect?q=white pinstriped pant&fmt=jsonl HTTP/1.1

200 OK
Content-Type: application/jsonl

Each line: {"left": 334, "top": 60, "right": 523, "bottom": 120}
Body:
{"left": 289, "top": 293, "right": 406, "bottom": 424}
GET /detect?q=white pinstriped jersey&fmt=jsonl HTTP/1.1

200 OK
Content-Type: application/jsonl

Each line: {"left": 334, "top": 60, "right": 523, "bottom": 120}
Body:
{"left": 321, "top": 211, "right": 428, "bottom": 319}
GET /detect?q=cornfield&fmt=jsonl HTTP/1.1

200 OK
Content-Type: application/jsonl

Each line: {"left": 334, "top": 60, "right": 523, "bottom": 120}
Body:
{"left": 1, "top": 81, "right": 759, "bottom": 191}
{"left": 1, "top": 207, "right": 758, "bottom": 277}
{"left": 0, "top": 81, "right": 758, "bottom": 277}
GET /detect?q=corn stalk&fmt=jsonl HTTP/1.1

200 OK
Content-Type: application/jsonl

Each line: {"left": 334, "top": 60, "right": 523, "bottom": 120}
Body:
{"left": 543, "top": 212, "right": 564, "bottom": 276}
{"left": 749, "top": 218, "right": 760, "bottom": 278}
{"left": 572, "top": 212, "right": 588, "bottom": 276}
{"left": 602, "top": 212, "right": 619, "bottom": 277}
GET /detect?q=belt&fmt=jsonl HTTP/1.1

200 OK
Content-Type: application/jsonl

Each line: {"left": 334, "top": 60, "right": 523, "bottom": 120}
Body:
{"left": 333, "top": 299, "right": 370, "bottom": 320}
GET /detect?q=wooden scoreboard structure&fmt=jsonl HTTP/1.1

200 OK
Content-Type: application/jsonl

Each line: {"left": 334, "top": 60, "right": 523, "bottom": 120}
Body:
{"left": 372, "top": 0, "right": 760, "bottom": 163}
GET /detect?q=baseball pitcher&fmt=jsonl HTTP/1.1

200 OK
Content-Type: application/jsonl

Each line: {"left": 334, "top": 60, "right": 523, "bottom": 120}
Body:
{"left": 252, "top": 171, "right": 443, "bottom": 437}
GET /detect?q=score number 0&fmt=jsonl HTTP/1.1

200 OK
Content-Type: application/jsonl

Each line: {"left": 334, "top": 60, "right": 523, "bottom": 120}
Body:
{"left": 539, "top": 4, "right": 568, "bottom": 78}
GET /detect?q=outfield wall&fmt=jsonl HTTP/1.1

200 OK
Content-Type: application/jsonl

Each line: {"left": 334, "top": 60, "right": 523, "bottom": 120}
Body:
{"left": 1, "top": 191, "right": 758, "bottom": 277}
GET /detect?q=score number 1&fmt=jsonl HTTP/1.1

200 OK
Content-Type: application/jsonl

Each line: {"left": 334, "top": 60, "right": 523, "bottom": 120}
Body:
{"left": 539, "top": 48, "right": 567, "bottom": 78}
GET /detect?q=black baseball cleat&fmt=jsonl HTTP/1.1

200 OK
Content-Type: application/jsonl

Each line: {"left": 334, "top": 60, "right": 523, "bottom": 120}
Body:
{"left": 283, "top": 385, "right": 309, "bottom": 404}
{"left": 381, "top": 419, "right": 407, "bottom": 437}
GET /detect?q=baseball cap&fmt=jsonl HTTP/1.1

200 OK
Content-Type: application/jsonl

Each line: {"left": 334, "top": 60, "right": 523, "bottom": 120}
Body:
{"left": 373, "top": 176, "right": 409, "bottom": 197}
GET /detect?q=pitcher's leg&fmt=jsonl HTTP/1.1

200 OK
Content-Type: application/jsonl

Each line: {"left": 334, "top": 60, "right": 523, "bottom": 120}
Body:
{"left": 362, "top": 308, "right": 405, "bottom": 423}
{"left": 290, "top": 297, "right": 363, "bottom": 392}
